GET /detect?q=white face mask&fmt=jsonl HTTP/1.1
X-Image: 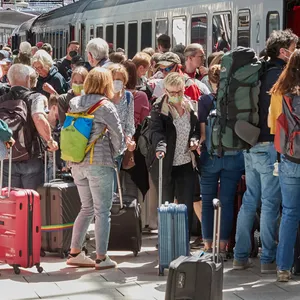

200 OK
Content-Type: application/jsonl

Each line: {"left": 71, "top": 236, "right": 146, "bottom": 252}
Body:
{"left": 113, "top": 80, "right": 124, "bottom": 93}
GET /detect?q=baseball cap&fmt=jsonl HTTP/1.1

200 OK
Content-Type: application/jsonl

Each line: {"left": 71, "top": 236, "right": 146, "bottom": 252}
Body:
{"left": 156, "top": 52, "right": 181, "bottom": 67}
{"left": 71, "top": 55, "right": 85, "bottom": 66}
{"left": 36, "top": 41, "right": 44, "bottom": 49}
{"left": 0, "top": 50, "right": 9, "bottom": 60}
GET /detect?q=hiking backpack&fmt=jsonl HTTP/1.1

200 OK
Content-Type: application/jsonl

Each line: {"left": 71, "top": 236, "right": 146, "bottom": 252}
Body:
{"left": 211, "top": 47, "right": 264, "bottom": 156}
{"left": 275, "top": 94, "right": 300, "bottom": 163}
{"left": 0, "top": 89, "right": 40, "bottom": 161}
{"left": 60, "top": 99, "right": 107, "bottom": 163}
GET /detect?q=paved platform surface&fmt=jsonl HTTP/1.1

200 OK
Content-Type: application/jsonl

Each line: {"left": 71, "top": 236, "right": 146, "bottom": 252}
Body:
{"left": 1, "top": 229, "right": 300, "bottom": 300}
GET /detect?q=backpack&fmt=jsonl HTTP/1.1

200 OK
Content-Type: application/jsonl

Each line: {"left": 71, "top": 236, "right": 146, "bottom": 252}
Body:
{"left": 275, "top": 94, "right": 300, "bottom": 163}
{"left": 211, "top": 47, "right": 264, "bottom": 156}
{"left": 0, "top": 89, "right": 40, "bottom": 161}
{"left": 137, "top": 115, "right": 152, "bottom": 157}
{"left": 60, "top": 99, "right": 107, "bottom": 163}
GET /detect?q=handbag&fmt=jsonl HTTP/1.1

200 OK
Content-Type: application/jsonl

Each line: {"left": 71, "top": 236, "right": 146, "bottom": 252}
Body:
{"left": 122, "top": 149, "right": 135, "bottom": 170}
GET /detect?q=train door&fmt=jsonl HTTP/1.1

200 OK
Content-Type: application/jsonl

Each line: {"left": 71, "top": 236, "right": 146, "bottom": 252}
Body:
{"left": 285, "top": 0, "right": 300, "bottom": 36}
{"left": 70, "top": 25, "right": 75, "bottom": 41}
{"left": 80, "top": 23, "right": 86, "bottom": 50}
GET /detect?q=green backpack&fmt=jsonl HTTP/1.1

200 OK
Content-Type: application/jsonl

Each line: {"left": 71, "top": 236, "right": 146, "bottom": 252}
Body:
{"left": 60, "top": 99, "right": 107, "bottom": 163}
{"left": 211, "top": 47, "right": 264, "bottom": 156}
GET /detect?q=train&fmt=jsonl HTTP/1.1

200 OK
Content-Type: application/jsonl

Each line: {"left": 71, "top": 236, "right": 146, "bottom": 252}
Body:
{"left": 0, "top": 8, "right": 36, "bottom": 47}
{"left": 10, "top": 0, "right": 300, "bottom": 60}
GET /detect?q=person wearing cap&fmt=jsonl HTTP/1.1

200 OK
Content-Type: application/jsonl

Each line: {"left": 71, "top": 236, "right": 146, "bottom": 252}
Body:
{"left": 71, "top": 55, "right": 85, "bottom": 70}
{"left": 152, "top": 52, "right": 203, "bottom": 103}
{"left": 36, "top": 42, "right": 44, "bottom": 49}
{"left": 148, "top": 72, "right": 200, "bottom": 237}
{"left": 0, "top": 50, "right": 12, "bottom": 84}
{"left": 56, "top": 41, "right": 80, "bottom": 82}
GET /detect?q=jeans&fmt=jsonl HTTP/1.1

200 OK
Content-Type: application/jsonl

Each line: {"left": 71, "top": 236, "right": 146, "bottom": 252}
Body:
{"left": 234, "top": 143, "right": 281, "bottom": 264}
{"left": 71, "top": 164, "right": 114, "bottom": 255}
{"left": 200, "top": 152, "right": 244, "bottom": 243}
{"left": 3, "top": 158, "right": 43, "bottom": 190}
{"left": 277, "top": 156, "right": 300, "bottom": 271}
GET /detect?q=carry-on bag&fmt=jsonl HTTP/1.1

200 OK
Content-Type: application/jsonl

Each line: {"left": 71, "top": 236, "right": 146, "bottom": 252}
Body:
{"left": 0, "top": 148, "right": 43, "bottom": 274}
{"left": 292, "top": 224, "right": 300, "bottom": 275}
{"left": 157, "top": 156, "right": 189, "bottom": 276}
{"left": 165, "top": 198, "right": 223, "bottom": 300}
{"left": 38, "top": 151, "right": 83, "bottom": 258}
{"left": 108, "top": 160, "right": 142, "bottom": 256}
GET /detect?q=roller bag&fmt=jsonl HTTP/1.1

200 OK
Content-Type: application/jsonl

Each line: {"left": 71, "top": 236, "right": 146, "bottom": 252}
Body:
{"left": 38, "top": 151, "right": 82, "bottom": 258}
{"left": 0, "top": 148, "right": 43, "bottom": 274}
{"left": 157, "top": 157, "right": 189, "bottom": 276}
{"left": 292, "top": 224, "right": 300, "bottom": 275}
{"left": 165, "top": 199, "right": 223, "bottom": 300}
{"left": 108, "top": 164, "right": 142, "bottom": 257}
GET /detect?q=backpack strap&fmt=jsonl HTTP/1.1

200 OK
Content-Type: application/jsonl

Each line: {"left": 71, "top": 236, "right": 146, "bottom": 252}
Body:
{"left": 125, "top": 91, "right": 131, "bottom": 106}
{"left": 85, "top": 98, "right": 108, "bottom": 164}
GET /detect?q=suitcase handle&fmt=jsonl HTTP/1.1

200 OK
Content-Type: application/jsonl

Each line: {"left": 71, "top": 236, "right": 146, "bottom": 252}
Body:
{"left": 212, "top": 198, "right": 221, "bottom": 264}
{"left": 44, "top": 150, "right": 56, "bottom": 183}
{"left": 158, "top": 155, "right": 163, "bottom": 207}
{"left": 0, "top": 147, "right": 12, "bottom": 197}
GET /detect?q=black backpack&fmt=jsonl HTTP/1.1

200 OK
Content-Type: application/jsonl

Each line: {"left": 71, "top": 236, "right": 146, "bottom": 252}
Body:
{"left": 137, "top": 116, "right": 152, "bottom": 157}
{"left": 0, "top": 89, "right": 42, "bottom": 161}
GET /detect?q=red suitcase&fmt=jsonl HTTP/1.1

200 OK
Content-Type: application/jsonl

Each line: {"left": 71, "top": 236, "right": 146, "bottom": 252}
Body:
{"left": 0, "top": 149, "right": 43, "bottom": 274}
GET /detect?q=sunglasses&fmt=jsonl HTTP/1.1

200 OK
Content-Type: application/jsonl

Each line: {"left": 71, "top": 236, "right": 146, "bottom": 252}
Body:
{"left": 159, "top": 65, "right": 175, "bottom": 73}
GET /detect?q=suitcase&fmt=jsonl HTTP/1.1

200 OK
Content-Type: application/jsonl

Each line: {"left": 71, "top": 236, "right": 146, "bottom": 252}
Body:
{"left": 292, "top": 224, "right": 300, "bottom": 275}
{"left": 108, "top": 163, "right": 142, "bottom": 256}
{"left": 165, "top": 199, "right": 223, "bottom": 300}
{"left": 157, "top": 157, "right": 189, "bottom": 276}
{"left": 0, "top": 149, "right": 43, "bottom": 274}
{"left": 38, "top": 151, "right": 83, "bottom": 258}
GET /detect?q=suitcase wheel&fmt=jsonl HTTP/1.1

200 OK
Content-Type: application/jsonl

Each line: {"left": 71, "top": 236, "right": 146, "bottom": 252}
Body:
{"left": 133, "top": 250, "right": 138, "bottom": 257}
{"left": 37, "top": 266, "right": 43, "bottom": 273}
{"left": 158, "top": 266, "right": 164, "bottom": 276}
{"left": 13, "top": 266, "right": 20, "bottom": 275}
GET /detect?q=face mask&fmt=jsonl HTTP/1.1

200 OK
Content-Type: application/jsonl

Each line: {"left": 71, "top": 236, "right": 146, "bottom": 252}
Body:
{"left": 69, "top": 51, "right": 78, "bottom": 58}
{"left": 113, "top": 80, "right": 124, "bottom": 93}
{"left": 72, "top": 83, "right": 84, "bottom": 95}
{"left": 168, "top": 95, "right": 183, "bottom": 104}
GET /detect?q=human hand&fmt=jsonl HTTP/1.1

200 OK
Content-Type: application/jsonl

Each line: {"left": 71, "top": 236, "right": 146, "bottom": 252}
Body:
{"left": 156, "top": 151, "right": 165, "bottom": 159}
{"left": 43, "top": 83, "right": 57, "bottom": 95}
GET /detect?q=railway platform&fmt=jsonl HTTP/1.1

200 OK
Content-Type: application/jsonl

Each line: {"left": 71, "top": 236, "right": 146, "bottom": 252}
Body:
{"left": 0, "top": 225, "right": 300, "bottom": 300}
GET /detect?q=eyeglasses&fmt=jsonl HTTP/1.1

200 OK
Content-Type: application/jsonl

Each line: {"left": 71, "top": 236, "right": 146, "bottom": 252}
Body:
{"left": 166, "top": 89, "right": 184, "bottom": 97}
{"left": 159, "top": 65, "right": 175, "bottom": 73}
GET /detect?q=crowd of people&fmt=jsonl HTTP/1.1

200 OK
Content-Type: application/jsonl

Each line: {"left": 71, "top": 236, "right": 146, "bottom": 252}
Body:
{"left": 0, "top": 29, "right": 299, "bottom": 282}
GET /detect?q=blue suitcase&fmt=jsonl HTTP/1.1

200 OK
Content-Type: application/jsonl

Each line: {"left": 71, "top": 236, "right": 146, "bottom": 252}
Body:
{"left": 157, "top": 157, "right": 189, "bottom": 276}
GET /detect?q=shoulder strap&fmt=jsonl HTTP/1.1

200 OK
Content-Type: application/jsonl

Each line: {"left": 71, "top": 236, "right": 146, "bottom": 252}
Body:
{"left": 87, "top": 98, "right": 107, "bottom": 114}
{"left": 125, "top": 91, "right": 131, "bottom": 106}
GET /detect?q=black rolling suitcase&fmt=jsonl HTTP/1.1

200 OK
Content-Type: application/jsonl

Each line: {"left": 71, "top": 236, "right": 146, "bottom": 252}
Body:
{"left": 165, "top": 199, "right": 223, "bottom": 300}
{"left": 38, "top": 151, "right": 83, "bottom": 258}
{"left": 108, "top": 163, "right": 142, "bottom": 257}
{"left": 292, "top": 224, "right": 300, "bottom": 275}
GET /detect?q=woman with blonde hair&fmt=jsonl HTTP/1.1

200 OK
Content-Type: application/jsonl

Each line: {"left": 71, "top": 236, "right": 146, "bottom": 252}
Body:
{"left": 269, "top": 49, "right": 300, "bottom": 282}
{"left": 66, "top": 67, "right": 123, "bottom": 270}
{"left": 148, "top": 72, "right": 200, "bottom": 236}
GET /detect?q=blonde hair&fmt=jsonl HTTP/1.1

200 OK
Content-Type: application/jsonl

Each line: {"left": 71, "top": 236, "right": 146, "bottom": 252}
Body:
{"left": 184, "top": 43, "right": 204, "bottom": 57}
{"left": 107, "top": 63, "right": 128, "bottom": 85}
{"left": 132, "top": 52, "right": 151, "bottom": 68}
{"left": 163, "top": 72, "right": 185, "bottom": 89}
{"left": 32, "top": 49, "right": 53, "bottom": 70}
{"left": 208, "top": 64, "right": 221, "bottom": 84}
{"left": 83, "top": 67, "right": 114, "bottom": 99}
{"left": 71, "top": 66, "right": 88, "bottom": 82}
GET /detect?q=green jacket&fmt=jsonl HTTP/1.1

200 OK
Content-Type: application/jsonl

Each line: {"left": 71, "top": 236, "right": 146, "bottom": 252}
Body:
{"left": 0, "top": 119, "right": 12, "bottom": 142}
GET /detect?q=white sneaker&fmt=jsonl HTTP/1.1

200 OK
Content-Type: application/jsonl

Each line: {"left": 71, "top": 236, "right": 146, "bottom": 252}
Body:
{"left": 95, "top": 255, "right": 117, "bottom": 270}
{"left": 66, "top": 252, "right": 95, "bottom": 267}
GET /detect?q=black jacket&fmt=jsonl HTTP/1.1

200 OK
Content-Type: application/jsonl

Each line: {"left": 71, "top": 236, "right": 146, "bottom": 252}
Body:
{"left": 148, "top": 95, "right": 200, "bottom": 180}
{"left": 35, "top": 66, "right": 69, "bottom": 98}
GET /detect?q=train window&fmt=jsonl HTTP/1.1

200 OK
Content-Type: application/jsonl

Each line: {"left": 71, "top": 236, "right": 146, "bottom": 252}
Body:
{"left": 106, "top": 25, "right": 114, "bottom": 44}
{"left": 267, "top": 11, "right": 280, "bottom": 38}
{"left": 191, "top": 15, "right": 207, "bottom": 53}
{"left": 96, "top": 26, "right": 103, "bottom": 38}
{"left": 90, "top": 26, "right": 94, "bottom": 40}
{"left": 172, "top": 17, "right": 186, "bottom": 47}
{"left": 141, "top": 21, "right": 152, "bottom": 49}
{"left": 156, "top": 19, "right": 168, "bottom": 48}
{"left": 128, "top": 22, "right": 138, "bottom": 59}
{"left": 56, "top": 31, "right": 59, "bottom": 59}
{"left": 116, "top": 23, "right": 125, "bottom": 50}
{"left": 212, "top": 12, "right": 232, "bottom": 52}
{"left": 237, "top": 10, "right": 251, "bottom": 47}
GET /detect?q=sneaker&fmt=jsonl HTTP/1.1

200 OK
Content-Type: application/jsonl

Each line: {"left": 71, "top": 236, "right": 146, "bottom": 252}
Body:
{"left": 277, "top": 270, "right": 291, "bottom": 282}
{"left": 233, "top": 259, "right": 253, "bottom": 270}
{"left": 190, "top": 237, "right": 203, "bottom": 249}
{"left": 261, "top": 261, "right": 277, "bottom": 274}
{"left": 95, "top": 255, "right": 117, "bottom": 270}
{"left": 66, "top": 252, "right": 95, "bottom": 267}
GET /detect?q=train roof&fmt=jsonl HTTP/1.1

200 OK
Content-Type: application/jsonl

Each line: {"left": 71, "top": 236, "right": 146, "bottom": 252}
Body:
{"left": 0, "top": 9, "right": 36, "bottom": 26}
{"left": 84, "top": 0, "right": 144, "bottom": 11}
{"left": 12, "top": 16, "right": 38, "bottom": 35}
